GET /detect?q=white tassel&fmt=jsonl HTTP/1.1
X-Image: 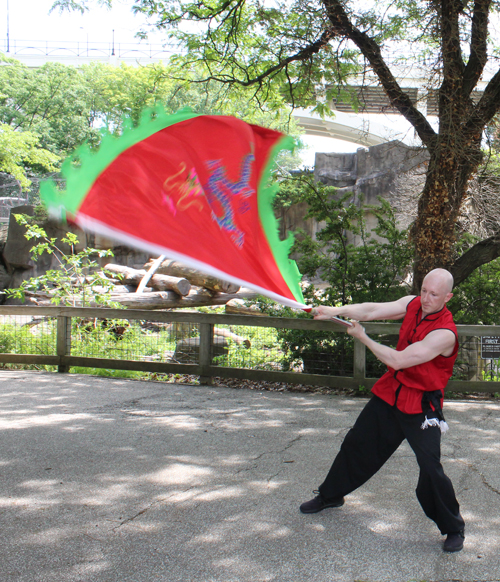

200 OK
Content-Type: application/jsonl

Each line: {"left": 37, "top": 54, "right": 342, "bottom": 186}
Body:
{"left": 421, "top": 416, "right": 449, "bottom": 434}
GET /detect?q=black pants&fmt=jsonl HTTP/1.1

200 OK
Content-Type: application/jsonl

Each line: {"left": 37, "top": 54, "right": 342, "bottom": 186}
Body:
{"left": 318, "top": 395, "right": 465, "bottom": 535}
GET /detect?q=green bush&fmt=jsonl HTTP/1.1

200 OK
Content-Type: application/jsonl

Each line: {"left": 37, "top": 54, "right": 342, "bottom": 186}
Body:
{"left": 0, "top": 326, "right": 15, "bottom": 353}
{"left": 448, "top": 234, "right": 500, "bottom": 324}
{"left": 5, "top": 214, "right": 117, "bottom": 308}
{"left": 267, "top": 174, "right": 413, "bottom": 376}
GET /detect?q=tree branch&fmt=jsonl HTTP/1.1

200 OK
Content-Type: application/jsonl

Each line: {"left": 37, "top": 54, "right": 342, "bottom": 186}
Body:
{"left": 464, "top": 68, "right": 500, "bottom": 133}
{"left": 321, "top": 0, "right": 437, "bottom": 149}
{"left": 196, "top": 28, "right": 336, "bottom": 87}
{"left": 462, "top": 0, "right": 492, "bottom": 96}
{"left": 439, "top": 0, "right": 465, "bottom": 81}
{"left": 451, "top": 231, "right": 500, "bottom": 286}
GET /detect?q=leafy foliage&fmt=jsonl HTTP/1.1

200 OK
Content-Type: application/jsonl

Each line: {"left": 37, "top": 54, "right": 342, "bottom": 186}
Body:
{"left": 0, "top": 55, "right": 305, "bottom": 195}
{"left": 50, "top": 0, "right": 111, "bottom": 14}
{"left": 448, "top": 234, "right": 500, "bottom": 325}
{"left": 0, "top": 55, "right": 304, "bottom": 152}
{"left": 131, "top": 0, "right": 363, "bottom": 113}
{"left": 0, "top": 124, "right": 59, "bottom": 190}
{"left": 278, "top": 174, "right": 413, "bottom": 306}
{"left": 0, "top": 58, "right": 101, "bottom": 155}
{"left": 4, "top": 214, "right": 118, "bottom": 307}
{"left": 51, "top": 0, "right": 500, "bottom": 288}
{"left": 260, "top": 173, "right": 411, "bottom": 376}
{"left": 213, "top": 325, "right": 286, "bottom": 370}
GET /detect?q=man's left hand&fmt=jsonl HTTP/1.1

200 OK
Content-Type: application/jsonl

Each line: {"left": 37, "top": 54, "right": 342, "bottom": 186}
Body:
{"left": 347, "top": 321, "right": 366, "bottom": 340}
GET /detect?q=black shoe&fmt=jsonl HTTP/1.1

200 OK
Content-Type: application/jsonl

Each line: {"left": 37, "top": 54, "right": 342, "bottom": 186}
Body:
{"left": 300, "top": 490, "right": 344, "bottom": 514}
{"left": 443, "top": 530, "right": 465, "bottom": 553}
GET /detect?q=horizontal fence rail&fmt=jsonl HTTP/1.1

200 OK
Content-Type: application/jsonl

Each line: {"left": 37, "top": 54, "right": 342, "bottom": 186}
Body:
{"left": 0, "top": 306, "right": 499, "bottom": 393}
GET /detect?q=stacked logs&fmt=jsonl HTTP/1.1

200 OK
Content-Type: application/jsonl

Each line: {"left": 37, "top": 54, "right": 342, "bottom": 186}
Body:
{"left": 27, "top": 258, "right": 260, "bottom": 311}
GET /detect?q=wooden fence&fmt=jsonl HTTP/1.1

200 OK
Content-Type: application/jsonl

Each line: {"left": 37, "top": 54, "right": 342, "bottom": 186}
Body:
{"left": 0, "top": 305, "right": 499, "bottom": 393}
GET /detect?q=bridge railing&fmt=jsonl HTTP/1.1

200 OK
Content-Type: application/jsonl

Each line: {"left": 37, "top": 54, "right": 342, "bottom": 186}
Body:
{"left": 1, "top": 38, "right": 178, "bottom": 60}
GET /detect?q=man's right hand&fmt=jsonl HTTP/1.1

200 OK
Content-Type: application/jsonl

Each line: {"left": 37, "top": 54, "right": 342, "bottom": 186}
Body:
{"left": 311, "top": 306, "right": 343, "bottom": 320}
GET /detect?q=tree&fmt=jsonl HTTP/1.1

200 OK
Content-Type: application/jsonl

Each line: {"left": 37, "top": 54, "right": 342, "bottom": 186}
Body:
{"left": 262, "top": 176, "right": 412, "bottom": 376}
{"left": 0, "top": 55, "right": 303, "bottom": 195}
{"left": 5, "top": 214, "right": 117, "bottom": 307}
{"left": 50, "top": 0, "right": 111, "bottom": 13}
{"left": 0, "top": 56, "right": 102, "bottom": 155}
{"left": 52, "top": 0, "right": 500, "bottom": 291}
{"left": 0, "top": 54, "right": 303, "bottom": 152}
{"left": 276, "top": 174, "right": 414, "bottom": 304}
{"left": 0, "top": 124, "right": 59, "bottom": 190}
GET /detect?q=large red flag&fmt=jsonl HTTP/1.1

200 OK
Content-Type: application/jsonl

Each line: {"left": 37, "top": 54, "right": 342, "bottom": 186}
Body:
{"left": 41, "top": 108, "right": 305, "bottom": 308}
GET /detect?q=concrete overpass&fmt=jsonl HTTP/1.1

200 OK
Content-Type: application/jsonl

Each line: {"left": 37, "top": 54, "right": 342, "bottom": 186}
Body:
{"left": 293, "top": 108, "right": 419, "bottom": 148}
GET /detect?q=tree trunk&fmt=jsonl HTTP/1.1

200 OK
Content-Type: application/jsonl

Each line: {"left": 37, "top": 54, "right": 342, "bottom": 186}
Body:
{"left": 144, "top": 259, "right": 240, "bottom": 293}
{"left": 411, "top": 137, "right": 483, "bottom": 292}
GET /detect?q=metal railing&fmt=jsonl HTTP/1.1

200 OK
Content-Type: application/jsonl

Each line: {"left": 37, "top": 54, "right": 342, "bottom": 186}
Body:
{"left": 0, "top": 196, "right": 29, "bottom": 223}
{"left": 0, "top": 305, "right": 499, "bottom": 393}
{"left": 1, "top": 38, "right": 178, "bottom": 60}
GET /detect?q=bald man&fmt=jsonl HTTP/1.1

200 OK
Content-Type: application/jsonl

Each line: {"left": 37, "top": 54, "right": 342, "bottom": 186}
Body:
{"left": 300, "top": 269, "right": 465, "bottom": 553}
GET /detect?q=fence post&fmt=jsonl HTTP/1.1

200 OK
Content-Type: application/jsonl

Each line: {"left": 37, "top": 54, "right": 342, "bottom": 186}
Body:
{"left": 56, "top": 315, "right": 71, "bottom": 373}
{"left": 353, "top": 339, "right": 366, "bottom": 385}
{"left": 199, "top": 322, "right": 214, "bottom": 385}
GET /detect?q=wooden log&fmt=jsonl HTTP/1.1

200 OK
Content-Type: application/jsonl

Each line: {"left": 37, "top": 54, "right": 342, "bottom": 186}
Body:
{"left": 90, "top": 285, "right": 152, "bottom": 294}
{"left": 143, "top": 259, "right": 240, "bottom": 293}
{"left": 103, "top": 264, "right": 146, "bottom": 284}
{"left": 30, "top": 291, "right": 176, "bottom": 309}
{"left": 118, "top": 289, "right": 235, "bottom": 309}
{"left": 224, "top": 298, "right": 267, "bottom": 316}
{"left": 137, "top": 254, "right": 165, "bottom": 294}
{"left": 104, "top": 264, "right": 191, "bottom": 296}
{"left": 213, "top": 327, "right": 251, "bottom": 348}
{"left": 29, "top": 289, "right": 255, "bottom": 310}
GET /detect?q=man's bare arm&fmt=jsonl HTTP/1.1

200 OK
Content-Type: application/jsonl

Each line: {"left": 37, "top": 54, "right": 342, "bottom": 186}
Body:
{"left": 313, "top": 295, "right": 415, "bottom": 322}
{"left": 348, "top": 323, "right": 456, "bottom": 370}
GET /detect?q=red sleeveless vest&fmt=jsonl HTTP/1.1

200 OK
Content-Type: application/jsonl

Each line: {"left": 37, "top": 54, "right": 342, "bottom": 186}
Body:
{"left": 371, "top": 296, "right": 458, "bottom": 414}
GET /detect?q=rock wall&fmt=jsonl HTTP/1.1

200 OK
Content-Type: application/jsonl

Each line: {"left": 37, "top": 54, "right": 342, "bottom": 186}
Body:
{"left": 279, "top": 140, "right": 429, "bottom": 246}
{"left": 0, "top": 205, "right": 150, "bottom": 304}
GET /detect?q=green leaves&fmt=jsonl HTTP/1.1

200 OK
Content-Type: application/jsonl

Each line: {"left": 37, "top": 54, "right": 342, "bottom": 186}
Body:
{"left": 0, "top": 55, "right": 306, "bottom": 197}
{"left": 276, "top": 174, "right": 413, "bottom": 307}
{"left": 50, "top": 0, "right": 112, "bottom": 13}
{"left": 0, "top": 124, "right": 59, "bottom": 190}
{"left": 5, "top": 214, "right": 118, "bottom": 308}
{"left": 0, "top": 59, "right": 102, "bottom": 156}
{"left": 131, "top": 0, "right": 362, "bottom": 110}
{"left": 0, "top": 55, "right": 303, "bottom": 157}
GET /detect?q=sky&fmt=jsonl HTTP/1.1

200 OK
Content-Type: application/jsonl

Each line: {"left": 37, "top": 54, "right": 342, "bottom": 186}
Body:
{"left": 2, "top": 0, "right": 156, "bottom": 45}
{"left": 1, "top": 0, "right": 414, "bottom": 164}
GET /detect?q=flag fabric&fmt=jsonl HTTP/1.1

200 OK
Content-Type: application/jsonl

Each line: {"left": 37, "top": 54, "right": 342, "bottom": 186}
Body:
{"left": 41, "top": 108, "right": 305, "bottom": 308}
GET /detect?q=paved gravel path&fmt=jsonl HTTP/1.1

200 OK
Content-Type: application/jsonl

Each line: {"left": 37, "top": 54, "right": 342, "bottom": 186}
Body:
{"left": 1, "top": 370, "right": 499, "bottom": 582}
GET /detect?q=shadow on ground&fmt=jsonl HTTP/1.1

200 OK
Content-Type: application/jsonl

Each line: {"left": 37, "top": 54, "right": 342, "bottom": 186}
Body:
{"left": 0, "top": 371, "right": 499, "bottom": 582}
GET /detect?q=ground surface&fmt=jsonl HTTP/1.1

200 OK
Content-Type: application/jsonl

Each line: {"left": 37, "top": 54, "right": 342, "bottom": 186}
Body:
{"left": 1, "top": 370, "right": 499, "bottom": 582}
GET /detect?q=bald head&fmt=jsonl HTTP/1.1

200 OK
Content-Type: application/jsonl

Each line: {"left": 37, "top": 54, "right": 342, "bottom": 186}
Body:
{"left": 423, "top": 268, "right": 454, "bottom": 293}
{"left": 420, "top": 268, "right": 454, "bottom": 315}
